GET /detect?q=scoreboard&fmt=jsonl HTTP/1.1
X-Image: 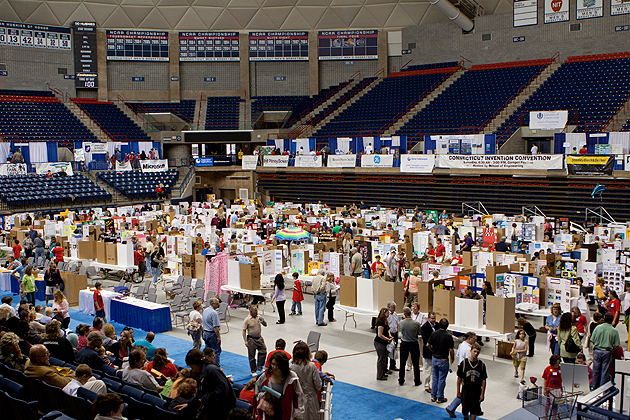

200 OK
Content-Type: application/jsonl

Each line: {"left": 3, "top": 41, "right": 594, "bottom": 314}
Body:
{"left": 318, "top": 30, "right": 378, "bottom": 60}
{"left": 0, "top": 20, "right": 71, "bottom": 50}
{"left": 249, "top": 32, "right": 308, "bottom": 61}
{"left": 179, "top": 32, "right": 239, "bottom": 61}
{"left": 106, "top": 30, "right": 168, "bottom": 61}
{"left": 73, "top": 22, "right": 98, "bottom": 88}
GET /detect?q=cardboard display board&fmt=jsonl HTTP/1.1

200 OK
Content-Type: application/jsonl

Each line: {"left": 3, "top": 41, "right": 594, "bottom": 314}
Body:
{"left": 356, "top": 277, "right": 379, "bottom": 312}
{"left": 60, "top": 272, "right": 88, "bottom": 306}
{"left": 418, "top": 281, "right": 433, "bottom": 312}
{"left": 339, "top": 276, "right": 357, "bottom": 307}
{"left": 377, "top": 280, "right": 404, "bottom": 310}
{"left": 195, "top": 255, "right": 207, "bottom": 281}
{"left": 96, "top": 241, "right": 107, "bottom": 264}
{"left": 433, "top": 288, "right": 459, "bottom": 323}
{"left": 77, "top": 240, "right": 96, "bottom": 260}
{"left": 486, "top": 295, "right": 516, "bottom": 334}
{"left": 454, "top": 297, "right": 483, "bottom": 329}
{"left": 106, "top": 243, "right": 118, "bottom": 265}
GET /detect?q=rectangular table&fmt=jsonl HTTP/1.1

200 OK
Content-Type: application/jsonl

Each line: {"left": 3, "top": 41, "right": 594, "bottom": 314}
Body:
{"left": 79, "top": 289, "right": 121, "bottom": 320}
{"left": 0, "top": 270, "right": 47, "bottom": 301}
{"left": 109, "top": 296, "right": 172, "bottom": 332}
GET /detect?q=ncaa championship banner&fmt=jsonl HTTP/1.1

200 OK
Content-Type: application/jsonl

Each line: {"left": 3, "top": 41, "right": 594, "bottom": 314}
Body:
{"left": 400, "top": 154, "right": 435, "bottom": 173}
{"left": 140, "top": 159, "right": 168, "bottom": 172}
{"left": 361, "top": 154, "right": 393, "bottom": 168}
{"left": 242, "top": 155, "right": 258, "bottom": 170}
{"left": 263, "top": 155, "right": 289, "bottom": 168}
{"left": 295, "top": 155, "right": 322, "bottom": 168}
{"left": 529, "top": 110, "right": 568, "bottom": 129}
{"left": 566, "top": 155, "right": 614, "bottom": 176}
{"left": 437, "top": 154, "right": 564, "bottom": 170}
{"left": 327, "top": 154, "right": 356, "bottom": 168}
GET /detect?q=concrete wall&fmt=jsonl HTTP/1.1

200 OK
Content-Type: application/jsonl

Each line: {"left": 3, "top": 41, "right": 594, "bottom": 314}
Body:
{"left": 180, "top": 62, "right": 240, "bottom": 91}
{"left": 402, "top": 0, "right": 630, "bottom": 66}
{"left": 107, "top": 61, "right": 169, "bottom": 91}
{"left": 195, "top": 169, "right": 255, "bottom": 202}
{"left": 319, "top": 59, "right": 378, "bottom": 90}
{"left": 249, "top": 61, "right": 310, "bottom": 97}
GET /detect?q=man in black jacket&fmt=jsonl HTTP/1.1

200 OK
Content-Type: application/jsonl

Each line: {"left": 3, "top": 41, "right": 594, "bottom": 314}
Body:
{"left": 421, "top": 311, "right": 437, "bottom": 393}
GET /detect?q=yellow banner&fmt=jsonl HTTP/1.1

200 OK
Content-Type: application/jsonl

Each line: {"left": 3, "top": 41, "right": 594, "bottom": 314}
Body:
{"left": 566, "top": 155, "right": 611, "bottom": 165}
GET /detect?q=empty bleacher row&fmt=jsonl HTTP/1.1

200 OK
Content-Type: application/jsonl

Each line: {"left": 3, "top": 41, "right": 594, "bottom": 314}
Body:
{"left": 205, "top": 97, "right": 241, "bottom": 130}
{"left": 286, "top": 80, "right": 351, "bottom": 126}
{"left": 97, "top": 169, "right": 178, "bottom": 199}
{"left": 401, "top": 61, "right": 459, "bottom": 72}
{"left": 75, "top": 100, "right": 151, "bottom": 141}
{"left": 0, "top": 174, "right": 110, "bottom": 208}
{"left": 126, "top": 100, "right": 196, "bottom": 123}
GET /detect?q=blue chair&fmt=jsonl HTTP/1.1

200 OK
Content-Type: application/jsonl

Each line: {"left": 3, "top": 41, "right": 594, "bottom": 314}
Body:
{"left": 102, "top": 377, "right": 123, "bottom": 392}
{"left": 142, "top": 392, "right": 167, "bottom": 409}
{"left": 121, "top": 384, "right": 145, "bottom": 401}
{"left": 235, "top": 398, "right": 252, "bottom": 412}
{"left": 0, "top": 377, "right": 25, "bottom": 399}
{"left": 77, "top": 386, "right": 99, "bottom": 402}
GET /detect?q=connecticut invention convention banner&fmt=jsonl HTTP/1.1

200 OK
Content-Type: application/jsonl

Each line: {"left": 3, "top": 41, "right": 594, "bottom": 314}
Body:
{"left": 438, "top": 154, "right": 564, "bottom": 170}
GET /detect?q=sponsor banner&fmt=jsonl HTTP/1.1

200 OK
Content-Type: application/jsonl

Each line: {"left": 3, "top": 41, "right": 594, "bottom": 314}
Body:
{"left": 116, "top": 161, "right": 132, "bottom": 171}
{"left": 567, "top": 155, "right": 614, "bottom": 176}
{"left": 529, "top": 110, "right": 568, "bottom": 129}
{"left": 242, "top": 155, "right": 258, "bottom": 170}
{"left": 437, "top": 154, "right": 564, "bottom": 170}
{"left": 625, "top": 155, "right": 630, "bottom": 171}
{"left": 400, "top": 154, "right": 435, "bottom": 173}
{"left": 612, "top": 0, "right": 630, "bottom": 15}
{"left": 545, "top": 0, "right": 569, "bottom": 22}
{"left": 36, "top": 162, "right": 73, "bottom": 176}
{"left": 295, "top": 155, "right": 322, "bottom": 168}
{"left": 84, "top": 142, "right": 107, "bottom": 154}
{"left": 263, "top": 155, "right": 289, "bottom": 168}
{"left": 361, "top": 154, "right": 394, "bottom": 168}
{"left": 0, "top": 163, "right": 27, "bottom": 176}
{"left": 140, "top": 159, "right": 168, "bottom": 172}
{"left": 577, "top": 0, "right": 602, "bottom": 18}
{"left": 195, "top": 157, "right": 214, "bottom": 167}
{"left": 318, "top": 30, "right": 378, "bottom": 60}
{"left": 327, "top": 154, "right": 356, "bottom": 168}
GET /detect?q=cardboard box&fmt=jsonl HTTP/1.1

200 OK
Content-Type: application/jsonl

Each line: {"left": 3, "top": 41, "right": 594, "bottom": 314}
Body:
{"left": 195, "top": 255, "right": 207, "bottom": 280}
{"left": 463, "top": 251, "right": 473, "bottom": 267}
{"left": 106, "top": 243, "right": 118, "bottom": 265}
{"left": 418, "top": 280, "right": 434, "bottom": 313}
{"left": 486, "top": 295, "right": 516, "bottom": 334}
{"left": 339, "top": 276, "right": 357, "bottom": 307}
{"left": 357, "top": 277, "right": 379, "bottom": 311}
{"left": 183, "top": 266, "right": 195, "bottom": 279}
{"left": 497, "top": 341, "right": 513, "bottom": 360}
{"left": 377, "top": 280, "right": 404, "bottom": 310}
{"left": 62, "top": 242, "right": 71, "bottom": 257}
{"left": 454, "top": 297, "right": 483, "bottom": 329}
{"left": 96, "top": 241, "right": 107, "bottom": 264}
{"left": 77, "top": 240, "right": 96, "bottom": 260}
{"left": 240, "top": 262, "right": 261, "bottom": 290}
{"left": 60, "top": 272, "right": 88, "bottom": 306}
{"left": 403, "top": 243, "right": 414, "bottom": 261}
{"left": 433, "top": 288, "right": 459, "bottom": 323}
{"left": 486, "top": 265, "right": 509, "bottom": 291}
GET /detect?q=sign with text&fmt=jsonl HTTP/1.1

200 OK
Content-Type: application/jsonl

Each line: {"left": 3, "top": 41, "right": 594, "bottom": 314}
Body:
{"left": 249, "top": 32, "right": 308, "bottom": 61}
{"left": 437, "top": 154, "right": 564, "bottom": 170}
{"left": 514, "top": 0, "right": 538, "bottom": 27}
{"left": 327, "top": 154, "right": 356, "bottom": 168}
{"left": 529, "top": 110, "right": 568, "bottom": 129}
{"left": 263, "top": 155, "right": 289, "bottom": 167}
{"left": 0, "top": 163, "right": 27, "bottom": 176}
{"left": 106, "top": 30, "right": 169, "bottom": 61}
{"left": 179, "top": 32, "right": 239, "bottom": 61}
{"left": 84, "top": 142, "right": 107, "bottom": 154}
{"left": 242, "top": 155, "right": 258, "bottom": 170}
{"left": 115, "top": 161, "right": 132, "bottom": 171}
{"left": 140, "top": 159, "right": 168, "bottom": 172}
{"left": 566, "top": 155, "right": 614, "bottom": 175}
{"left": 545, "top": 0, "right": 569, "bottom": 22}
{"left": 73, "top": 22, "right": 97, "bottom": 88}
{"left": 318, "top": 30, "right": 378, "bottom": 60}
{"left": 400, "top": 154, "right": 435, "bottom": 173}
{"left": 295, "top": 155, "right": 322, "bottom": 168}
{"left": 577, "top": 0, "right": 602, "bottom": 19}
{"left": 611, "top": 0, "right": 630, "bottom": 15}
{"left": 0, "top": 20, "right": 71, "bottom": 50}
{"left": 36, "top": 162, "right": 73, "bottom": 176}
{"left": 360, "top": 154, "right": 393, "bottom": 168}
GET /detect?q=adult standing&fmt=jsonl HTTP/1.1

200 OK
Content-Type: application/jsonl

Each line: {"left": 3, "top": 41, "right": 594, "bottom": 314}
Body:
{"left": 144, "top": 236, "right": 154, "bottom": 278}
{"left": 398, "top": 307, "right": 422, "bottom": 386}
{"left": 557, "top": 312, "right": 582, "bottom": 363}
{"left": 545, "top": 303, "right": 562, "bottom": 355}
{"left": 291, "top": 341, "right": 322, "bottom": 420}
{"left": 435, "top": 238, "right": 446, "bottom": 263}
{"left": 421, "top": 311, "right": 438, "bottom": 393}
{"left": 387, "top": 301, "right": 400, "bottom": 372}
{"left": 517, "top": 317, "right": 537, "bottom": 357}
{"left": 325, "top": 273, "right": 337, "bottom": 323}
{"left": 33, "top": 232, "right": 45, "bottom": 267}
{"left": 428, "top": 318, "right": 455, "bottom": 404}
{"left": 590, "top": 312, "right": 620, "bottom": 389}
{"left": 254, "top": 351, "right": 303, "bottom": 420}
{"left": 350, "top": 248, "right": 363, "bottom": 278}
{"left": 386, "top": 251, "right": 398, "bottom": 282}
{"left": 311, "top": 270, "right": 327, "bottom": 327}
{"left": 150, "top": 243, "right": 165, "bottom": 285}
{"left": 409, "top": 302, "right": 426, "bottom": 372}
{"left": 272, "top": 274, "right": 287, "bottom": 324}
{"left": 405, "top": 267, "right": 421, "bottom": 307}
{"left": 456, "top": 344, "right": 487, "bottom": 420}
{"left": 461, "top": 232, "right": 474, "bottom": 252}
{"left": 606, "top": 290, "right": 621, "bottom": 326}
{"left": 44, "top": 262, "right": 63, "bottom": 307}
{"left": 342, "top": 233, "right": 352, "bottom": 276}
{"left": 188, "top": 301, "right": 203, "bottom": 350}
{"left": 243, "top": 305, "right": 267, "bottom": 376}
{"left": 202, "top": 297, "right": 222, "bottom": 367}
{"left": 374, "top": 308, "right": 393, "bottom": 381}
{"left": 446, "top": 332, "right": 477, "bottom": 418}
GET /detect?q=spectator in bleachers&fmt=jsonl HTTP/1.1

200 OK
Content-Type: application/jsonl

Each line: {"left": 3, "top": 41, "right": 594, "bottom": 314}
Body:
{"left": 76, "top": 324, "right": 91, "bottom": 351}
{"left": 0, "top": 332, "right": 26, "bottom": 371}
{"left": 122, "top": 348, "right": 162, "bottom": 391}
{"left": 63, "top": 363, "right": 107, "bottom": 396}
{"left": 52, "top": 290, "right": 70, "bottom": 329}
{"left": 167, "top": 378, "right": 199, "bottom": 415}
{"left": 93, "top": 393, "right": 126, "bottom": 420}
{"left": 134, "top": 331, "right": 157, "bottom": 359}
{"left": 0, "top": 296, "right": 16, "bottom": 318}
{"left": 291, "top": 341, "right": 322, "bottom": 420}
{"left": 146, "top": 347, "right": 178, "bottom": 380}
{"left": 102, "top": 323, "right": 117, "bottom": 351}
{"left": 76, "top": 331, "right": 114, "bottom": 370}
{"left": 42, "top": 319, "right": 74, "bottom": 363}
{"left": 255, "top": 350, "right": 303, "bottom": 420}
{"left": 25, "top": 344, "right": 76, "bottom": 387}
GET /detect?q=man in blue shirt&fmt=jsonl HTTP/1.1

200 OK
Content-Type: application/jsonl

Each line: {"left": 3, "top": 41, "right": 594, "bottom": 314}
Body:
{"left": 202, "top": 297, "right": 222, "bottom": 367}
{"left": 201, "top": 243, "right": 211, "bottom": 256}
{"left": 133, "top": 331, "right": 157, "bottom": 360}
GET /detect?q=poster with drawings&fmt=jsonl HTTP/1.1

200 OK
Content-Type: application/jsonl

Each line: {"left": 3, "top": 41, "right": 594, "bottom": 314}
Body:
{"left": 521, "top": 275, "right": 540, "bottom": 306}
{"left": 546, "top": 276, "right": 572, "bottom": 312}
{"left": 599, "top": 263, "right": 625, "bottom": 293}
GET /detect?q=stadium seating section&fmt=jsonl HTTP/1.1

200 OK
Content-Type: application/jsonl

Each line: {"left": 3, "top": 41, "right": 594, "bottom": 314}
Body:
{"left": 126, "top": 100, "right": 196, "bottom": 123}
{"left": 205, "top": 97, "right": 241, "bottom": 130}
{"left": 98, "top": 169, "right": 178, "bottom": 199}
{"left": 0, "top": 174, "right": 110, "bottom": 208}
{"left": 496, "top": 53, "right": 630, "bottom": 143}
{"left": 0, "top": 90, "right": 96, "bottom": 142}
{"left": 251, "top": 95, "right": 306, "bottom": 127}
{"left": 286, "top": 80, "right": 351, "bottom": 126}
{"left": 395, "top": 60, "right": 549, "bottom": 138}
{"left": 75, "top": 99, "right": 151, "bottom": 141}
{"left": 401, "top": 61, "right": 459, "bottom": 72}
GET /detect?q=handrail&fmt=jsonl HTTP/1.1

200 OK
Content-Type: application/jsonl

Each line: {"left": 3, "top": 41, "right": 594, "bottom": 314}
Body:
{"left": 374, "top": 68, "right": 384, "bottom": 79}
{"left": 197, "top": 92, "right": 203, "bottom": 130}
{"left": 74, "top": 103, "right": 115, "bottom": 140}
{"left": 459, "top": 55, "right": 473, "bottom": 68}
{"left": 563, "top": 110, "right": 580, "bottom": 132}
{"left": 551, "top": 51, "right": 560, "bottom": 62}
{"left": 174, "top": 165, "right": 195, "bottom": 198}
{"left": 400, "top": 59, "right": 413, "bottom": 71}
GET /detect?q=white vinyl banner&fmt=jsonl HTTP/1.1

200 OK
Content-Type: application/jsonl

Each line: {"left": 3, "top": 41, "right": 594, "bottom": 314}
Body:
{"left": 295, "top": 155, "right": 322, "bottom": 168}
{"left": 242, "top": 155, "right": 258, "bottom": 170}
{"left": 529, "top": 110, "right": 568, "bottom": 129}
{"left": 544, "top": 0, "right": 569, "bottom": 22}
{"left": 611, "top": 0, "right": 630, "bottom": 15}
{"left": 140, "top": 159, "right": 168, "bottom": 172}
{"left": 577, "top": 0, "right": 602, "bottom": 19}
{"left": 327, "top": 154, "right": 356, "bottom": 168}
{"left": 0, "top": 163, "right": 27, "bottom": 176}
{"left": 400, "top": 154, "right": 435, "bottom": 173}
{"left": 84, "top": 142, "right": 107, "bottom": 154}
{"left": 437, "top": 154, "right": 564, "bottom": 170}
{"left": 36, "top": 162, "right": 74, "bottom": 176}
{"left": 263, "top": 155, "right": 289, "bottom": 168}
{"left": 361, "top": 154, "right": 393, "bottom": 168}
{"left": 116, "top": 161, "right": 132, "bottom": 171}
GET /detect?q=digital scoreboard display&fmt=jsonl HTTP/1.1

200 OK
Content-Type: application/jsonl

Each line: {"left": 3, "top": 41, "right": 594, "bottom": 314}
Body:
{"left": 249, "top": 32, "right": 308, "bottom": 61}
{"left": 106, "top": 30, "right": 168, "bottom": 61}
{"left": 179, "top": 32, "right": 239, "bottom": 61}
{"left": 73, "top": 22, "right": 97, "bottom": 88}
{"left": 0, "top": 20, "right": 71, "bottom": 50}
{"left": 318, "top": 30, "right": 378, "bottom": 60}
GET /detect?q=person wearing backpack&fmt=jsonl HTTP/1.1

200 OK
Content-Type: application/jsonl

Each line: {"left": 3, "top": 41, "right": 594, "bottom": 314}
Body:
{"left": 558, "top": 312, "right": 582, "bottom": 363}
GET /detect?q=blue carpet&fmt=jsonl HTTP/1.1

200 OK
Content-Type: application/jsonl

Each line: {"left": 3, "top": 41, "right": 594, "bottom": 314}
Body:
{"left": 0, "top": 290, "right": 478, "bottom": 420}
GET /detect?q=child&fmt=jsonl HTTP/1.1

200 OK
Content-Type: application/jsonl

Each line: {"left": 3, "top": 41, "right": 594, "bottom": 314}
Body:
{"left": 13, "top": 239, "right": 22, "bottom": 259}
{"left": 239, "top": 378, "right": 256, "bottom": 405}
{"left": 511, "top": 329, "right": 528, "bottom": 384}
{"left": 456, "top": 343, "right": 487, "bottom": 420}
{"left": 134, "top": 248, "right": 146, "bottom": 279}
{"left": 576, "top": 352, "right": 593, "bottom": 387}
{"left": 21, "top": 266, "right": 36, "bottom": 306}
{"left": 313, "top": 350, "right": 335, "bottom": 383}
{"left": 93, "top": 282, "right": 106, "bottom": 323}
{"left": 542, "top": 354, "right": 563, "bottom": 418}
{"left": 289, "top": 272, "right": 303, "bottom": 316}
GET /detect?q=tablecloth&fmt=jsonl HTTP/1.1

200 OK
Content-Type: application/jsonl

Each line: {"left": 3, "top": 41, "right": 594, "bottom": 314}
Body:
{"left": 110, "top": 297, "right": 172, "bottom": 332}
{"left": 79, "top": 289, "right": 121, "bottom": 320}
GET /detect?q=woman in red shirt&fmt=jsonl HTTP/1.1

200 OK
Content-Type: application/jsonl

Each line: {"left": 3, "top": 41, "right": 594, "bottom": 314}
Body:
{"left": 239, "top": 378, "right": 256, "bottom": 405}
{"left": 571, "top": 306, "right": 587, "bottom": 340}
{"left": 607, "top": 290, "right": 622, "bottom": 326}
{"left": 146, "top": 348, "right": 178, "bottom": 379}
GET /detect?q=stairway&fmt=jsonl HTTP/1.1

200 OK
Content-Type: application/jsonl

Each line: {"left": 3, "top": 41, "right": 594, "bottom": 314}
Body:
{"left": 86, "top": 171, "right": 135, "bottom": 205}
{"left": 381, "top": 69, "right": 466, "bottom": 136}
{"left": 293, "top": 79, "right": 360, "bottom": 129}
{"left": 170, "top": 166, "right": 195, "bottom": 201}
{"left": 115, "top": 101, "right": 153, "bottom": 135}
{"left": 310, "top": 77, "right": 384, "bottom": 137}
{"left": 62, "top": 101, "right": 111, "bottom": 142}
{"left": 194, "top": 99, "right": 205, "bottom": 130}
{"left": 482, "top": 62, "right": 561, "bottom": 134}
{"left": 605, "top": 94, "right": 630, "bottom": 131}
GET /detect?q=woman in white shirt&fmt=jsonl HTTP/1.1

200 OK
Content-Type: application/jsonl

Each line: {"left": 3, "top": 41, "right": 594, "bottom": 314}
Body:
{"left": 188, "top": 300, "right": 203, "bottom": 350}
{"left": 408, "top": 302, "right": 426, "bottom": 371}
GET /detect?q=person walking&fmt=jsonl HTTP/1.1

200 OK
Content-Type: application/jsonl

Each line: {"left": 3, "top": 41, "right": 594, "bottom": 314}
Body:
{"left": 456, "top": 343, "right": 487, "bottom": 420}
{"left": 421, "top": 311, "right": 438, "bottom": 393}
{"left": 272, "top": 274, "right": 286, "bottom": 324}
{"left": 243, "top": 305, "right": 267, "bottom": 376}
{"left": 312, "top": 269, "right": 327, "bottom": 326}
{"left": 374, "top": 307, "right": 394, "bottom": 381}
{"left": 557, "top": 312, "right": 582, "bottom": 363}
{"left": 545, "top": 303, "right": 562, "bottom": 355}
{"left": 325, "top": 273, "right": 337, "bottom": 323}
{"left": 202, "top": 297, "right": 222, "bottom": 367}
{"left": 510, "top": 329, "right": 528, "bottom": 385}
{"left": 446, "top": 332, "right": 477, "bottom": 418}
{"left": 590, "top": 312, "right": 620, "bottom": 389}
{"left": 350, "top": 247, "right": 363, "bottom": 277}
{"left": 428, "top": 318, "right": 455, "bottom": 404}
{"left": 398, "top": 307, "right": 422, "bottom": 386}
{"left": 290, "top": 272, "right": 304, "bottom": 316}
{"left": 188, "top": 301, "right": 203, "bottom": 350}
{"left": 387, "top": 301, "right": 400, "bottom": 372}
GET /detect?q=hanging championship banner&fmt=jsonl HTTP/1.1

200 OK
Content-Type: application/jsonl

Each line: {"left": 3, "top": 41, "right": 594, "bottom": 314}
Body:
{"left": 400, "top": 155, "right": 435, "bottom": 173}
{"left": 544, "top": 0, "right": 569, "bottom": 22}
{"left": 577, "top": 0, "right": 602, "bottom": 18}
{"left": 529, "top": 110, "right": 568, "bottom": 129}
{"left": 611, "top": 0, "right": 630, "bottom": 15}
{"left": 116, "top": 161, "right": 132, "bottom": 171}
{"left": 437, "top": 155, "right": 564, "bottom": 170}
{"left": 36, "top": 162, "right": 73, "bottom": 176}
{"left": 295, "top": 155, "right": 322, "bottom": 168}
{"left": 0, "top": 163, "right": 27, "bottom": 176}
{"left": 263, "top": 155, "right": 289, "bottom": 168}
{"left": 327, "top": 154, "right": 356, "bottom": 168}
{"left": 140, "top": 159, "right": 168, "bottom": 172}
{"left": 242, "top": 155, "right": 258, "bottom": 170}
{"left": 566, "top": 155, "right": 614, "bottom": 176}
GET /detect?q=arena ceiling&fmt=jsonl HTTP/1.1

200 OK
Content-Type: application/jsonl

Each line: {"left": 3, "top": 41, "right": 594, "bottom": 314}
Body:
{"left": 0, "top": 0, "right": 513, "bottom": 31}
